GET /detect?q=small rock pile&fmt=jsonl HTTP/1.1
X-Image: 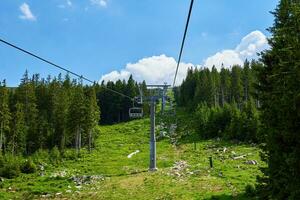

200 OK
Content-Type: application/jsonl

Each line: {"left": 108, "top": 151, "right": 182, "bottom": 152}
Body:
{"left": 244, "top": 160, "right": 258, "bottom": 165}
{"left": 168, "top": 160, "right": 192, "bottom": 177}
{"left": 50, "top": 170, "right": 67, "bottom": 178}
{"left": 70, "top": 175, "right": 105, "bottom": 186}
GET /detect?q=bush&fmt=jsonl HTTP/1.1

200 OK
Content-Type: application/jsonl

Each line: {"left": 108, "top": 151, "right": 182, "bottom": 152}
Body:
{"left": 195, "top": 103, "right": 210, "bottom": 138}
{"left": 50, "top": 146, "right": 61, "bottom": 164}
{"left": 245, "top": 184, "right": 256, "bottom": 197}
{"left": 0, "top": 155, "right": 21, "bottom": 179}
{"left": 62, "top": 149, "right": 77, "bottom": 160}
{"left": 20, "top": 159, "right": 36, "bottom": 174}
{"left": 0, "top": 154, "right": 4, "bottom": 168}
{"left": 32, "top": 149, "right": 49, "bottom": 164}
{"left": 195, "top": 102, "right": 260, "bottom": 142}
{"left": 241, "top": 100, "right": 260, "bottom": 142}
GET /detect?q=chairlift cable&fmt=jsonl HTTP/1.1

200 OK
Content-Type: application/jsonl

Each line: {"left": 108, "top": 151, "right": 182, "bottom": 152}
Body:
{"left": 172, "top": 0, "right": 194, "bottom": 87}
{"left": 0, "top": 38, "right": 135, "bottom": 101}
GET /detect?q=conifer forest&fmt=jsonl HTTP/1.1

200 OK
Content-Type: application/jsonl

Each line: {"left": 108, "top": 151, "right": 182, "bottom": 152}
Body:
{"left": 0, "top": 0, "right": 299, "bottom": 199}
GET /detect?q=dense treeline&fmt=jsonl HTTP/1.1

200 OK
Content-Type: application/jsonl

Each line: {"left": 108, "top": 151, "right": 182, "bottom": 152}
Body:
{"left": 0, "top": 72, "right": 146, "bottom": 156}
{"left": 175, "top": 60, "right": 262, "bottom": 108}
{"left": 96, "top": 75, "right": 148, "bottom": 124}
{"left": 0, "top": 71, "right": 100, "bottom": 155}
{"left": 256, "top": 0, "right": 300, "bottom": 199}
{"left": 174, "top": 61, "right": 262, "bottom": 142}
{"left": 0, "top": 72, "right": 147, "bottom": 178}
{"left": 175, "top": 0, "right": 300, "bottom": 198}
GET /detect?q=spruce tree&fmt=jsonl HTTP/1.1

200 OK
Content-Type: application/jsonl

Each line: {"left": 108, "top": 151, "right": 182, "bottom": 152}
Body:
{"left": 256, "top": 0, "right": 300, "bottom": 198}
{"left": 9, "top": 103, "right": 27, "bottom": 155}
{"left": 220, "top": 67, "right": 231, "bottom": 106}
{"left": 68, "top": 84, "right": 85, "bottom": 154}
{"left": 83, "top": 86, "right": 100, "bottom": 152}
{"left": 211, "top": 66, "right": 220, "bottom": 107}
{"left": 14, "top": 71, "right": 39, "bottom": 154}
{"left": 230, "top": 65, "right": 243, "bottom": 107}
{"left": 0, "top": 80, "right": 11, "bottom": 154}
{"left": 242, "top": 60, "right": 253, "bottom": 102}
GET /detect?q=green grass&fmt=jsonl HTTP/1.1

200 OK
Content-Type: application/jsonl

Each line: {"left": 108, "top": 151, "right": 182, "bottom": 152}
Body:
{"left": 0, "top": 118, "right": 263, "bottom": 199}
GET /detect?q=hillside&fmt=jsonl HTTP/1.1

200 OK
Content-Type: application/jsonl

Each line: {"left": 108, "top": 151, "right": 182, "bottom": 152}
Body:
{"left": 0, "top": 118, "right": 262, "bottom": 200}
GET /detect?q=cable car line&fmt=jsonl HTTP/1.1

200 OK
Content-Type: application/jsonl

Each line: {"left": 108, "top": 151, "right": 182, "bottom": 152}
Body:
{"left": 0, "top": 38, "right": 135, "bottom": 101}
{"left": 172, "top": 0, "right": 194, "bottom": 87}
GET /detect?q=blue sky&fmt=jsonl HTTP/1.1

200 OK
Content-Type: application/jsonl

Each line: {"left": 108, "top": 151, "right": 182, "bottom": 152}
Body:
{"left": 0, "top": 0, "right": 278, "bottom": 86}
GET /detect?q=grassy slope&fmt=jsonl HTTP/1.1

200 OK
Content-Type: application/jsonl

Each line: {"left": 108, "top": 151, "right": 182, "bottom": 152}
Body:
{"left": 0, "top": 118, "right": 262, "bottom": 200}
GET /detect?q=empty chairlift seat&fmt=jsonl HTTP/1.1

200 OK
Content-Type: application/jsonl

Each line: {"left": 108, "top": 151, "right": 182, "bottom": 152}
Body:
{"left": 129, "top": 107, "right": 143, "bottom": 118}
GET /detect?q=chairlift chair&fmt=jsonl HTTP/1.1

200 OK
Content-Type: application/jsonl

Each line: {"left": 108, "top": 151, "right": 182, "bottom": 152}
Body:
{"left": 129, "top": 107, "right": 143, "bottom": 118}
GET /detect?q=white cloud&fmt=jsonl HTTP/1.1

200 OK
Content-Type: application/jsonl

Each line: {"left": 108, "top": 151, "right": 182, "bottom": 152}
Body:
{"left": 100, "top": 55, "right": 196, "bottom": 86}
{"left": 204, "top": 30, "right": 269, "bottom": 69}
{"left": 90, "top": 0, "right": 108, "bottom": 7}
{"left": 204, "top": 50, "right": 243, "bottom": 69}
{"left": 100, "top": 70, "right": 131, "bottom": 83}
{"left": 236, "top": 30, "right": 268, "bottom": 60}
{"left": 67, "top": 0, "right": 72, "bottom": 6}
{"left": 19, "top": 3, "right": 36, "bottom": 21}
{"left": 100, "top": 30, "right": 269, "bottom": 86}
{"left": 58, "top": 0, "right": 72, "bottom": 9}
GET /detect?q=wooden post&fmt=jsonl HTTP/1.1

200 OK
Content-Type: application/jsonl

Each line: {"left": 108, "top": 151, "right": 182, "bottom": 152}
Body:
{"left": 209, "top": 156, "right": 213, "bottom": 168}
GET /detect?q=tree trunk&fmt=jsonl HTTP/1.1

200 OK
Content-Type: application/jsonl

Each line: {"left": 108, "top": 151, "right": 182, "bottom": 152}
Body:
{"left": 75, "top": 127, "right": 79, "bottom": 155}
{"left": 0, "top": 122, "right": 3, "bottom": 153}
{"left": 11, "top": 135, "right": 15, "bottom": 156}
{"left": 61, "top": 130, "right": 65, "bottom": 153}
{"left": 221, "top": 88, "right": 225, "bottom": 107}
{"left": 88, "top": 130, "right": 92, "bottom": 153}
{"left": 244, "top": 80, "right": 248, "bottom": 102}
{"left": 78, "top": 127, "right": 81, "bottom": 152}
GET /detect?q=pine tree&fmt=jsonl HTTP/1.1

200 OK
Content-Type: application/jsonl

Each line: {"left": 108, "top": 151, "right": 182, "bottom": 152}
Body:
{"left": 35, "top": 78, "right": 51, "bottom": 150}
{"left": 14, "top": 71, "right": 39, "bottom": 154}
{"left": 220, "top": 67, "right": 231, "bottom": 106}
{"left": 230, "top": 65, "right": 243, "bottom": 107}
{"left": 211, "top": 66, "right": 220, "bottom": 107}
{"left": 0, "top": 80, "right": 11, "bottom": 153}
{"left": 67, "top": 84, "right": 85, "bottom": 154}
{"left": 50, "top": 77, "right": 70, "bottom": 151}
{"left": 83, "top": 86, "right": 100, "bottom": 152}
{"left": 242, "top": 60, "right": 253, "bottom": 102}
{"left": 256, "top": 0, "right": 300, "bottom": 198}
{"left": 8, "top": 103, "right": 27, "bottom": 155}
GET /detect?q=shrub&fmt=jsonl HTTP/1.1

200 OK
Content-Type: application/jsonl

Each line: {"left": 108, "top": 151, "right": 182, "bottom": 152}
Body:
{"left": 241, "top": 100, "right": 260, "bottom": 142}
{"left": 226, "top": 103, "right": 242, "bottom": 140}
{"left": 0, "top": 155, "right": 21, "bottom": 179}
{"left": 195, "top": 103, "right": 210, "bottom": 138}
{"left": 50, "top": 146, "right": 61, "bottom": 165}
{"left": 245, "top": 184, "right": 256, "bottom": 197}
{"left": 62, "top": 149, "right": 77, "bottom": 160}
{"left": 32, "top": 149, "right": 50, "bottom": 164}
{"left": 0, "top": 154, "right": 4, "bottom": 168}
{"left": 20, "top": 159, "right": 36, "bottom": 174}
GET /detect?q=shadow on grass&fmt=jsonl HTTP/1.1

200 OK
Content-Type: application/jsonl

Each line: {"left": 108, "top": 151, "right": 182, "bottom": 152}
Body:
{"left": 203, "top": 193, "right": 255, "bottom": 200}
